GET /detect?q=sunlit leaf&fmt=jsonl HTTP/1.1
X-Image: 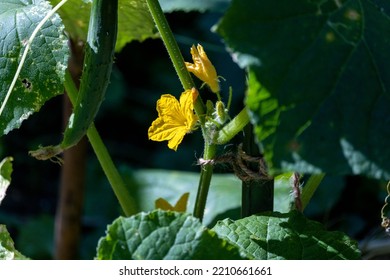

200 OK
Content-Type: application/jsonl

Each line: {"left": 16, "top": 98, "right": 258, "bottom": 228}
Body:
{"left": 0, "top": 225, "right": 29, "bottom": 260}
{"left": 213, "top": 211, "right": 361, "bottom": 260}
{"left": 0, "top": 157, "right": 13, "bottom": 206}
{"left": 96, "top": 210, "right": 246, "bottom": 260}
{"left": 0, "top": 0, "right": 69, "bottom": 136}
{"left": 51, "top": 0, "right": 159, "bottom": 52}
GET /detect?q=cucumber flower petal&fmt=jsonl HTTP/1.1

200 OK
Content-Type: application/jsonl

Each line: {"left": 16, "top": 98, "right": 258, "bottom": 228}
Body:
{"left": 185, "top": 44, "right": 220, "bottom": 93}
{"left": 148, "top": 88, "right": 199, "bottom": 151}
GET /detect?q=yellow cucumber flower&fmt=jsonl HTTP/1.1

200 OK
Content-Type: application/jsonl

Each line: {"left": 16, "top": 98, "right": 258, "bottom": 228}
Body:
{"left": 185, "top": 44, "right": 220, "bottom": 93}
{"left": 148, "top": 88, "right": 199, "bottom": 151}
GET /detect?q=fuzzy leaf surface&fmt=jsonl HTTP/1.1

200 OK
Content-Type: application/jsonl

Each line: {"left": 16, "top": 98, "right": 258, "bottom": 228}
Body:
{"left": 0, "top": 0, "right": 69, "bottom": 136}
{"left": 96, "top": 210, "right": 245, "bottom": 260}
{"left": 213, "top": 211, "right": 361, "bottom": 260}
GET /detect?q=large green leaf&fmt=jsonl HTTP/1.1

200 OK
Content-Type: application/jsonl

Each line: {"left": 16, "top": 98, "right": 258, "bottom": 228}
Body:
{"left": 0, "top": 225, "right": 28, "bottom": 260}
{"left": 96, "top": 210, "right": 246, "bottom": 259}
{"left": 0, "top": 0, "right": 69, "bottom": 137}
{"left": 127, "top": 169, "right": 295, "bottom": 225}
{"left": 216, "top": 0, "right": 390, "bottom": 179}
{"left": 51, "top": 0, "right": 159, "bottom": 52}
{"left": 127, "top": 169, "right": 242, "bottom": 226}
{"left": 0, "top": 157, "right": 13, "bottom": 206}
{"left": 213, "top": 211, "right": 361, "bottom": 260}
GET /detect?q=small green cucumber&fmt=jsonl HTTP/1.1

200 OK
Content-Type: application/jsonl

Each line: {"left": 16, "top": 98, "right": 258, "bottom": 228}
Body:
{"left": 30, "top": 0, "right": 118, "bottom": 160}
{"left": 62, "top": 0, "right": 118, "bottom": 149}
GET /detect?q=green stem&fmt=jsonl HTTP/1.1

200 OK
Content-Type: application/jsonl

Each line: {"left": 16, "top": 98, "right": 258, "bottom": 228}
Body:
{"left": 301, "top": 173, "right": 326, "bottom": 210}
{"left": 146, "top": 0, "right": 215, "bottom": 221}
{"left": 87, "top": 124, "right": 137, "bottom": 216}
{"left": 64, "top": 71, "right": 137, "bottom": 216}
{"left": 193, "top": 144, "right": 217, "bottom": 221}
{"left": 145, "top": 0, "right": 205, "bottom": 121}
{"left": 216, "top": 107, "right": 250, "bottom": 144}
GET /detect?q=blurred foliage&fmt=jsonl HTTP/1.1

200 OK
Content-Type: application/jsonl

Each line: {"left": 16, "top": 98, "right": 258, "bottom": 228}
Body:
{"left": 218, "top": 0, "right": 390, "bottom": 179}
{"left": 0, "top": 5, "right": 388, "bottom": 259}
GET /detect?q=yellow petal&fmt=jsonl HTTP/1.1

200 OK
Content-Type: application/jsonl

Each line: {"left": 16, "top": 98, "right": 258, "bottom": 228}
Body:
{"left": 167, "top": 127, "right": 187, "bottom": 151}
{"left": 172, "top": 192, "right": 189, "bottom": 212}
{"left": 180, "top": 88, "right": 199, "bottom": 129}
{"left": 185, "top": 44, "right": 220, "bottom": 93}
{"left": 155, "top": 198, "right": 174, "bottom": 211}
{"left": 157, "top": 94, "right": 186, "bottom": 126}
{"left": 155, "top": 192, "right": 189, "bottom": 212}
{"left": 148, "top": 89, "right": 199, "bottom": 151}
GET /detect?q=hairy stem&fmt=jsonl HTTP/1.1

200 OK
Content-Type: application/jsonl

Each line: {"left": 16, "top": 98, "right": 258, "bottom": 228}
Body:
{"left": 146, "top": 0, "right": 216, "bottom": 221}
{"left": 193, "top": 144, "right": 217, "bottom": 221}
{"left": 145, "top": 0, "right": 205, "bottom": 121}
{"left": 215, "top": 107, "right": 250, "bottom": 144}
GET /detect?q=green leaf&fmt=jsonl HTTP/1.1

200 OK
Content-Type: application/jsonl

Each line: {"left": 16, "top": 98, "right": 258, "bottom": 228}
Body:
{"left": 273, "top": 172, "right": 295, "bottom": 213}
{"left": 0, "top": 157, "right": 13, "bottom": 206}
{"left": 96, "top": 210, "right": 246, "bottom": 259}
{"left": 115, "top": 0, "right": 159, "bottom": 52}
{"left": 49, "top": 0, "right": 91, "bottom": 41}
{"left": 51, "top": 0, "right": 159, "bottom": 52}
{"left": 213, "top": 211, "right": 361, "bottom": 260}
{"left": 160, "top": 0, "right": 231, "bottom": 13}
{"left": 123, "top": 168, "right": 295, "bottom": 225}
{"left": 0, "top": 225, "right": 29, "bottom": 260}
{"left": 216, "top": 0, "right": 390, "bottom": 179}
{"left": 127, "top": 169, "right": 242, "bottom": 226}
{"left": 0, "top": 0, "right": 69, "bottom": 137}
